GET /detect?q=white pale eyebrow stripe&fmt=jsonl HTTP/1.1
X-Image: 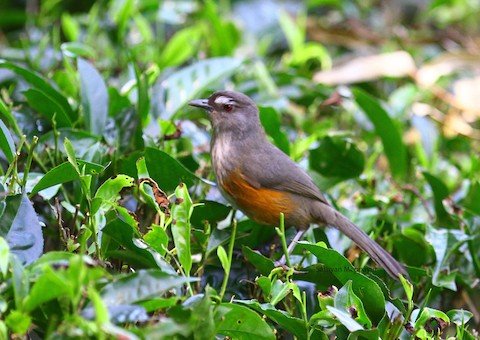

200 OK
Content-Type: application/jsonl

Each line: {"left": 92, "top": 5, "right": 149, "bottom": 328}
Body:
{"left": 214, "top": 96, "right": 233, "bottom": 105}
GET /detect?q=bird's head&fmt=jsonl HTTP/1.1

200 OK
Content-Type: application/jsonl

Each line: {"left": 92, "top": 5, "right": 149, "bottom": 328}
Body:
{"left": 189, "top": 90, "right": 261, "bottom": 134}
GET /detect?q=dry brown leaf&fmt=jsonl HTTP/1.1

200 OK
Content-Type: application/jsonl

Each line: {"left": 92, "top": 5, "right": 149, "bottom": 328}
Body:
{"left": 415, "top": 53, "right": 480, "bottom": 87}
{"left": 453, "top": 76, "right": 480, "bottom": 115}
{"left": 313, "top": 51, "right": 416, "bottom": 85}
{"left": 139, "top": 178, "right": 171, "bottom": 215}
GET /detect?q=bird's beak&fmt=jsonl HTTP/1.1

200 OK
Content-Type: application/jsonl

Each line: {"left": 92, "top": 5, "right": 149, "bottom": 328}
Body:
{"left": 188, "top": 98, "right": 213, "bottom": 112}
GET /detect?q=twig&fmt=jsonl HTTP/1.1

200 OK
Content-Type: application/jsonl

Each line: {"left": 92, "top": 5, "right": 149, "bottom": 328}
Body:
{"left": 219, "top": 219, "right": 237, "bottom": 300}
{"left": 275, "top": 213, "right": 291, "bottom": 268}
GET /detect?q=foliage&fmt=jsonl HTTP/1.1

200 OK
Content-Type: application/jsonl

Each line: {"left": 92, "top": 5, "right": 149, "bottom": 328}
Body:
{"left": 0, "top": 0, "right": 479, "bottom": 338}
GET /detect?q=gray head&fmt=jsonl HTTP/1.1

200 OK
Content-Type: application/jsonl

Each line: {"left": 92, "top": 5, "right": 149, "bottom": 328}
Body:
{"left": 189, "top": 91, "right": 262, "bottom": 135}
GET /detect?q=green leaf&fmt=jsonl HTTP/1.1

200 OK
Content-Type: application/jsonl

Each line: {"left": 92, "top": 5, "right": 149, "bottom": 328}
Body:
{"left": 298, "top": 242, "right": 385, "bottom": 323}
{"left": 10, "top": 255, "right": 28, "bottom": 309}
{"left": 347, "top": 329, "right": 380, "bottom": 340}
{"left": 5, "top": 310, "right": 31, "bottom": 335}
{"left": 158, "top": 25, "right": 202, "bottom": 68}
{"left": 309, "top": 136, "right": 364, "bottom": 179}
{"left": 61, "top": 13, "right": 80, "bottom": 41}
{"left": 327, "top": 306, "right": 363, "bottom": 332}
{"left": 92, "top": 174, "right": 134, "bottom": 214}
{"left": 102, "top": 218, "right": 175, "bottom": 273}
{"left": 144, "top": 225, "right": 169, "bottom": 257}
{"left": 144, "top": 147, "right": 199, "bottom": 192}
{"left": 216, "top": 303, "right": 276, "bottom": 340}
{"left": 30, "top": 161, "right": 105, "bottom": 195}
{"left": 154, "top": 57, "right": 243, "bottom": 119}
{"left": 399, "top": 274, "right": 413, "bottom": 303}
{"left": 242, "top": 246, "right": 275, "bottom": 276}
{"left": 462, "top": 180, "right": 480, "bottom": 215}
{"left": 334, "top": 281, "right": 372, "bottom": 328}
{"left": 109, "top": 0, "right": 134, "bottom": 37}
{"left": 132, "top": 62, "right": 150, "bottom": 126}
{"left": 61, "top": 42, "right": 96, "bottom": 59}
{"left": 171, "top": 184, "right": 193, "bottom": 275}
{"left": 191, "top": 200, "right": 231, "bottom": 227}
{"left": 0, "top": 95, "right": 16, "bottom": 127}
{"left": 78, "top": 58, "right": 108, "bottom": 136}
{"left": 270, "top": 280, "right": 292, "bottom": 306}
{"left": 201, "top": 0, "right": 240, "bottom": 56}
{"left": 423, "top": 172, "right": 453, "bottom": 226}
{"left": 447, "top": 309, "right": 473, "bottom": 325}
{"left": 353, "top": 88, "right": 408, "bottom": 180}
{"left": 0, "top": 237, "right": 9, "bottom": 276}
{"left": 23, "top": 266, "right": 69, "bottom": 312}
{"left": 100, "top": 269, "right": 197, "bottom": 306}
{"left": 0, "top": 119, "right": 15, "bottom": 163}
{"left": 0, "top": 194, "right": 43, "bottom": 265}
{"left": 23, "top": 88, "right": 72, "bottom": 127}
{"left": 64, "top": 138, "right": 79, "bottom": 173}
{"left": 88, "top": 286, "right": 110, "bottom": 325}
{"left": 0, "top": 60, "right": 75, "bottom": 122}
{"left": 237, "top": 300, "right": 307, "bottom": 338}
{"left": 425, "top": 226, "right": 468, "bottom": 290}
{"left": 278, "top": 10, "right": 305, "bottom": 53}
{"left": 217, "top": 245, "right": 229, "bottom": 273}
{"left": 396, "top": 226, "right": 429, "bottom": 266}
{"left": 259, "top": 107, "right": 290, "bottom": 154}
{"left": 413, "top": 307, "right": 449, "bottom": 329}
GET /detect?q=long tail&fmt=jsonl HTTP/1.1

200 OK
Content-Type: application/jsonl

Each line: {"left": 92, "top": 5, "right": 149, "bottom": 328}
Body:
{"left": 320, "top": 208, "right": 408, "bottom": 280}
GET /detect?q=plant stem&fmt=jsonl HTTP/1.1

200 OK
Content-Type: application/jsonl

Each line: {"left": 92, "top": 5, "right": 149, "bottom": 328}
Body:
{"left": 276, "top": 213, "right": 291, "bottom": 267}
{"left": 21, "top": 135, "right": 38, "bottom": 191}
{"left": 220, "top": 219, "right": 237, "bottom": 300}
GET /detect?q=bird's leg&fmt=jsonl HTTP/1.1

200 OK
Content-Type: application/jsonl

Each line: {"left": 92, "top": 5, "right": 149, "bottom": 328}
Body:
{"left": 275, "top": 229, "right": 306, "bottom": 267}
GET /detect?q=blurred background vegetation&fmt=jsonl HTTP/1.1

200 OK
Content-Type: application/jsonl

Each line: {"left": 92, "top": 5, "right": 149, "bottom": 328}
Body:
{"left": 0, "top": 0, "right": 479, "bottom": 339}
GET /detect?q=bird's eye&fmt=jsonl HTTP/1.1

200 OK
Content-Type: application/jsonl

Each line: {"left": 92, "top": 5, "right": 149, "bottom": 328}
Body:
{"left": 223, "top": 104, "right": 233, "bottom": 112}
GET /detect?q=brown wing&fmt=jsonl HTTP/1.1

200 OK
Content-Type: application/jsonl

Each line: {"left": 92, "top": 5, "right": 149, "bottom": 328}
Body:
{"left": 239, "top": 142, "right": 329, "bottom": 205}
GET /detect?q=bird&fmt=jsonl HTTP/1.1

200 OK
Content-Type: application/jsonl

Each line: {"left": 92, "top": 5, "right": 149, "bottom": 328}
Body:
{"left": 189, "top": 90, "right": 407, "bottom": 280}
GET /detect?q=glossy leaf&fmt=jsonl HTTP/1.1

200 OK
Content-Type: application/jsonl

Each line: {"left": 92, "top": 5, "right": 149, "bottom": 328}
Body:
{"left": 309, "top": 136, "right": 364, "bottom": 179}
{"left": 353, "top": 88, "right": 408, "bottom": 180}
{"left": 30, "top": 161, "right": 105, "bottom": 195}
{"left": 23, "top": 88, "right": 72, "bottom": 127}
{"left": 78, "top": 58, "right": 108, "bottom": 136}
{"left": 217, "top": 245, "right": 229, "bottom": 273}
{"left": 0, "top": 237, "right": 9, "bottom": 276}
{"left": 0, "top": 60, "right": 75, "bottom": 122}
{"left": 327, "top": 306, "right": 363, "bottom": 332}
{"left": 154, "top": 57, "right": 243, "bottom": 119}
{"left": 334, "top": 281, "right": 372, "bottom": 328}
{"left": 237, "top": 300, "right": 307, "bottom": 338}
{"left": 259, "top": 107, "right": 290, "bottom": 154}
{"left": 61, "top": 42, "right": 95, "bottom": 59}
{"left": 144, "top": 225, "right": 169, "bottom": 257}
{"left": 216, "top": 303, "right": 276, "bottom": 340}
{"left": 298, "top": 242, "right": 385, "bottom": 323}
{"left": 191, "top": 200, "right": 231, "bottom": 227}
{"left": 102, "top": 218, "right": 175, "bottom": 273}
{"left": 171, "top": 184, "right": 194, "bottom": 275}
{"left": 23, "top": 266, "right": 69, "bottom": 312}
{"left": 0, "top": 119, "right": 15, "bottom": 163}
{"left": 447, "top": 309, "right": 473, "bottom": 325}
{"left": 242, "top": 246, "right": 275, "bottom": 276}
{"left": 158, "top": 25, "right": 202, "bottom": 68}
{"left": 144, "top": 147, "right": 199, "bottom": 192}
{"left": 0, "top": 194, "right": 43, "bottom": 265}
{"left": 425, "top": 226, "right": 468, "bottom": 290}
{"left": 100, "top": 269, "right": 197, "bottom": 306}
{"left": 423, "top": 172, "right": 453, "bottom": 226}
{"left": 92, "top": 174, "right": 134, "bottom": 214}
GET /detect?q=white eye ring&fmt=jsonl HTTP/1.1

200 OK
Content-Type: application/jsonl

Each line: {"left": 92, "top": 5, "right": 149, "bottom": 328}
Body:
{"left": 214, "top": 96, "right": 232, "bottom": 105}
